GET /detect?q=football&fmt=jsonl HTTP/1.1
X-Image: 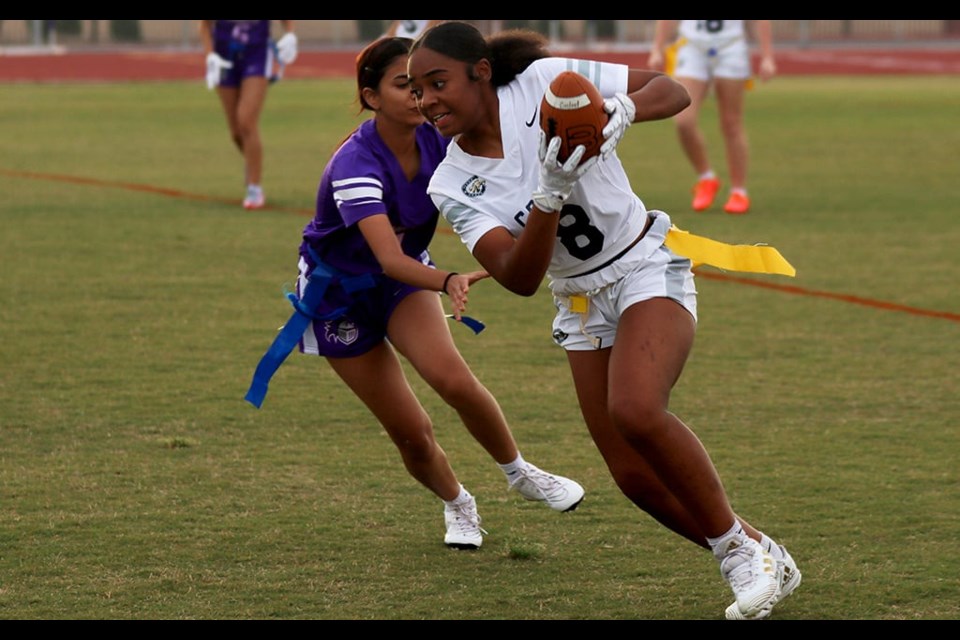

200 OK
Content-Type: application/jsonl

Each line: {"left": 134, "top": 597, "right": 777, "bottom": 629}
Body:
{"left": 539, "top": 70, "right": 608, "bottom": 164}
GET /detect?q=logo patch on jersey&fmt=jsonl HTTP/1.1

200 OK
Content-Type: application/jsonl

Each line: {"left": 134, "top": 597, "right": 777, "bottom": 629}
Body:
{"left": 324, "top": 319, "right": 359, "bottom": 345}
{"left": 461, "top": 175, "right": 486, "bottom": 199}
{"left": 552, "top": 329, "right": 569, "bottom": 345}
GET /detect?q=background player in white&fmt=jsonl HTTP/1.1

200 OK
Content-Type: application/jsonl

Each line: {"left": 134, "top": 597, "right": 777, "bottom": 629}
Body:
{"left": 648, "top": 20, "right": 776, "bottom": 214}
{"left": 407, "top": 21, "right": 800, "bottom": 619}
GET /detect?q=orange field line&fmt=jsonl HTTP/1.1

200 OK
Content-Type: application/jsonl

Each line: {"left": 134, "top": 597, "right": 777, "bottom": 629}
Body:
{"left": 3, "top": 166, "right": 958, "bottom": 324}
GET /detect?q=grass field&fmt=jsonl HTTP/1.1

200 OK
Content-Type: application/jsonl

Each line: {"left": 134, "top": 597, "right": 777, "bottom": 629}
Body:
{"left": 1, "top": 75, "right": 958, "bottom": 620}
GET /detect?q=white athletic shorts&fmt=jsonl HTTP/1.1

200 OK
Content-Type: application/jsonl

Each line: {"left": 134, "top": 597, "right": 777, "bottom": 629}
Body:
{"left": 674, "top": 36, "right": 751, "bottom": 81}
{"left": 549, "top": 211, "right": 698, "bottom": 351}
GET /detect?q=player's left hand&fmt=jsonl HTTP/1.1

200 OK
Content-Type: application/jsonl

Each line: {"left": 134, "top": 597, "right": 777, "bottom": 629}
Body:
{"left": 444, "top": 273, "right": 474, "bottom": 321}
{"left": 276, "top": 32, "right": 298, "bottom": 65}
{"left": 600, "top": 93, "right": 636, "bottom": 158}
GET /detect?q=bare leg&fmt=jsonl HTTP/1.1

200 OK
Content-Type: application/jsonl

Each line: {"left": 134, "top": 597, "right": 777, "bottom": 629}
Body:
{"left": 673, "top": 76, "right": 713, "bottom": 177}
{"left": 327, "top": 337, "right": 462, "bottom": 502}
{"left": 217, "top": 77, "right": 268, "bottom": 186}
{"left": 566, "top": 298, "right": 767, "bottom": 546}
{"left": 389, "top": 290, "right": 519, "bottom": 464}
{"left": 714, "top": 78, "right": 748, "bottom": 191}
{"left": 215, "top": 85, "right": 243, "bottom": 152}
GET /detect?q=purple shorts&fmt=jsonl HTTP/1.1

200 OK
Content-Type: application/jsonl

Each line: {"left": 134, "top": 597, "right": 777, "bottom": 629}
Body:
{"left": 215, "top": 40, "right": 276, "bottom": 87}
{"left": 295, "top": 256, "right": 426, "bottom": 359}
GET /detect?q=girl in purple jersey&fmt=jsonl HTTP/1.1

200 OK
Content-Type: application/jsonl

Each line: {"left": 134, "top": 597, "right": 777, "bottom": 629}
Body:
{"left": 200, "top": 20, "right": 298, "bottom": 210}
{"left": 407, "top": 21, "right": 800, "bottom": 618}
{"left": 291, "top": 36, "right": 584, "bottom": 550}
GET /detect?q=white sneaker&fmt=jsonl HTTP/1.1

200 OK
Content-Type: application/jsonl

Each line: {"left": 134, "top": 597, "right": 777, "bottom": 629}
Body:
{"left": 243, "top": 185, "right": 265, "bottom": 210}
{"left": 719, "top": 537, "right": 780, "bottom": 620}
{"left": 508, "top": 463, "right": 585, "bottom": 512}
{"left": 725, "top": 544, "right": 801, "bottom": 620}
{"left": 444, "top": 495, "right": 486, "bottom": 550}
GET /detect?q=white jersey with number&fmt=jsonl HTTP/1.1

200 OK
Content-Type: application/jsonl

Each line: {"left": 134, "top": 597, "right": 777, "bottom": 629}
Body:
{"left": 674, "top": 20, "right": 751, "bottom": 80}
{"left": 428, "top": 56, "right": 648, "bottom": 284}
{"left": 678, "top": 19, "right": 746, "bottom": 44}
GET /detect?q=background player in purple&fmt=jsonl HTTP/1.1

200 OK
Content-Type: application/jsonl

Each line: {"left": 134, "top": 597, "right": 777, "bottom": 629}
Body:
{"left": 292, "top": 36, "right": 584, "bottom": 549}
{"left": 200, "top": 20, "right": 298, "bottom": 210}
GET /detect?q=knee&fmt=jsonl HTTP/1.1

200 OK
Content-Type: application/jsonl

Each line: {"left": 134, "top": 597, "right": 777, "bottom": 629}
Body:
{"left": 236, "top": 118, "right": 258, "bottom": 141}
{"left": 718, "top": 113, "right": 743, "bottom": 138}
{"left": 393, "top": 427, "right": 438, "bottom": 464}
{"left": 608, "top": 397, "right": 666, "bottom": 445}
{"left": 675, "top": 117, "right": 697, "bottom": 135}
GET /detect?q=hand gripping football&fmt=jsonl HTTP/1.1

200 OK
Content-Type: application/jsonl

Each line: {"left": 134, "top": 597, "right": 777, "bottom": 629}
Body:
{"left": 540, "top": 70, "right": 609, "bottom": 164}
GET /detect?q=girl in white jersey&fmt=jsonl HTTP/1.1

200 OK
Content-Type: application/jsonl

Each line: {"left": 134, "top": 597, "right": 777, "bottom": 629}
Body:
{"left": 648, "top": 20, "right": 777, "bottom": 214}
{"left": 407, "top": 21, "right": 800, "bottom": 620}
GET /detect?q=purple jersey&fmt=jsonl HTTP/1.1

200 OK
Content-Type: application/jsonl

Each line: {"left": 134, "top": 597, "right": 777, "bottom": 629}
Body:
{"left": 301, "top": 118, "right": 449, "bottom": 274}
{"left": 212, "top": 20, "right": 271, "bottom": 47}
{"left": 296, "top": 119, "right": 450, "bottom": 358}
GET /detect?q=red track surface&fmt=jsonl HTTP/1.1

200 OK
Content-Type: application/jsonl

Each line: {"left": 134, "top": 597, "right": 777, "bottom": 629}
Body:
{"left": 2, "top": 47, "right": 960, "bottom": 83}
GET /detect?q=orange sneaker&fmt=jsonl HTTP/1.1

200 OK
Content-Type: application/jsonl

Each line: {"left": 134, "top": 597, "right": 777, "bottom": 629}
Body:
{"left": 723, "top": 192, "right": 750, "bottom": 215}
{"left": 692, "top": 177, "right": 721, "bottom": 211}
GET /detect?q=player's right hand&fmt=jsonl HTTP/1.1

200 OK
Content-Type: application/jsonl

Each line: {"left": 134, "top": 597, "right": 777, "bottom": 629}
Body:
{"left": 205, "top": 52, "right": 233, "bottom": 90}
{"left": 532, "top": 131, "right": 597, "bottom": 213}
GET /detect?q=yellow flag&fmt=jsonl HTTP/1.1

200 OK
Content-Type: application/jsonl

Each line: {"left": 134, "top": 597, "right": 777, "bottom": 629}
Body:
{"left": 664, "top": 225, "right": 796, "bottom": 277}
{"left": 664, "top": 37, "right": 686, "bottom": 76}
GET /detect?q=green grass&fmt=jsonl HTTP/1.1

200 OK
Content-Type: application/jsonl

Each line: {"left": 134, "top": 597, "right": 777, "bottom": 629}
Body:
{"left": 1, "top": 75, "right": 958, "bottom": 620}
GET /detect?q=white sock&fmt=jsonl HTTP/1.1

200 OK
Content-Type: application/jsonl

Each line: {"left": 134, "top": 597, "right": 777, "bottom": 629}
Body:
{"left": 730, "top": 187, "right": 748, "bottom": 197}
{"left": 444, "top": 485, "right": 471, "bottom": 507}
{"left": 498, "top": 453, "right": 527, "bottom": 479}
{"left": 707, "top": 521, "right": 747, "bottom": 560}
{"left": 698, "top": 170, "right": 716, "bottom": 181}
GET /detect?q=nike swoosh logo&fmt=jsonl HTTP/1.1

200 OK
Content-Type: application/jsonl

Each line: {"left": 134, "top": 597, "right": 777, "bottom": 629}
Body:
{"left": 525, "top": 106, "right": 538, "bottom": 127}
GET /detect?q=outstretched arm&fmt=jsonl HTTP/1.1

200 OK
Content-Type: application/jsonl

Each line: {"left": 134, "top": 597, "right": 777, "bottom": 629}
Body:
{"left": 358, "top": 214, "right": 486, "bottom": 320}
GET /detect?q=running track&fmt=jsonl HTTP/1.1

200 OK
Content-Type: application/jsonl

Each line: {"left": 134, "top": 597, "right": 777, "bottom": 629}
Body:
{"left": 3, "top": 47, "right": 959, "bottom": 323}
{"left": 2, "top": 47, "right": 960, "bottom": 82}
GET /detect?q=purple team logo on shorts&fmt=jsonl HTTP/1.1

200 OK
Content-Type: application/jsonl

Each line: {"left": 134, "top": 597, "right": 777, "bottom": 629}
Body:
{"left": 324, "top": 320, "right": 359, "bottom": 345}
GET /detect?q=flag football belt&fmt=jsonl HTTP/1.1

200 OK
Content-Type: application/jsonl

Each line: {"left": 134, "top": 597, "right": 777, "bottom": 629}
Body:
{"left": 244, "top": 250, "right": 376, "bottom": 409}
{"left": 559, "top": 225, "right": 795, "bottom": 347}
{"left": 244, "top": 247, "right": 487, "bottom": 409}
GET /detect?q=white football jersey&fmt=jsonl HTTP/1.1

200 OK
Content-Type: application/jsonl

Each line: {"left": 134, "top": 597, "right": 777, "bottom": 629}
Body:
{"left": 429, "top": 57, "right": 649, "bottom": 281}
{"left": 678, "top": 20, "right": 746, "bottom": 44}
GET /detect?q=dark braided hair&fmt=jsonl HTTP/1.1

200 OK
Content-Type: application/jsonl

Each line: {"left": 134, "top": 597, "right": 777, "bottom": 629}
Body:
{"left": 411, "top": 21, "right": 550, "bottom": 87}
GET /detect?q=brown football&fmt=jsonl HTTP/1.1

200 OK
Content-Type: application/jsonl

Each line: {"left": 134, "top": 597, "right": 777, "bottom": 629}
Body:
{"left": 539, "top": 70, "right": 609, "bottom": 164}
